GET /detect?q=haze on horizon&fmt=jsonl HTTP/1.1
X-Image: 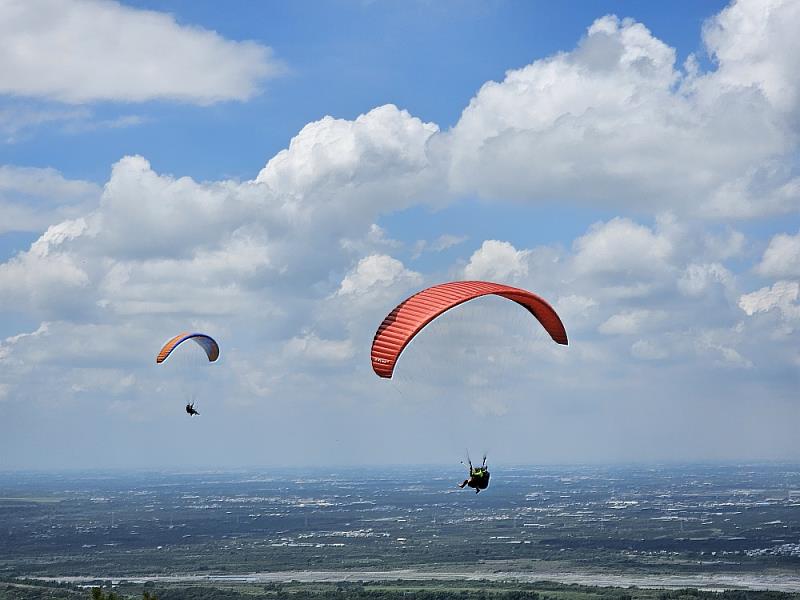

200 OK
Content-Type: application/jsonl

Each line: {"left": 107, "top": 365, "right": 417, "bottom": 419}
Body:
{"left": 0, "top": 0, "right": 798, "bottom": 471}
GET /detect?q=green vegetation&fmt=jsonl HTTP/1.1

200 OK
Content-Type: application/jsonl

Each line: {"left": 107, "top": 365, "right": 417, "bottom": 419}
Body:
{"left": 3, "top": 576, "right": 800, "bottom": 600}
{"left": 88, "top": 588, "right": 158, "bottom": 600}
{"left": 0, "top": 580, "right": 83, "bottom": 599}
{"left": 120, "top": 581, "right": 800, "bottom": 600}
{"left": 0, "top": 580, "right": 159, "bottom": 600}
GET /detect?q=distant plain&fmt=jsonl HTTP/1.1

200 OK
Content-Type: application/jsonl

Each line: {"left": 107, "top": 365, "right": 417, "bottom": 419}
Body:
{"left": 1, "top": 464, "right": 799, "bottom": 592}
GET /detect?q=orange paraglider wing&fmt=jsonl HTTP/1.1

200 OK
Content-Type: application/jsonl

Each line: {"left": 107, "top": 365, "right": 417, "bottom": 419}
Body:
{"left": 370, "top": 281, "right": 567, "bottom": 379}
{"left": 156, "top": 333, "right": 220, "bottom": 364}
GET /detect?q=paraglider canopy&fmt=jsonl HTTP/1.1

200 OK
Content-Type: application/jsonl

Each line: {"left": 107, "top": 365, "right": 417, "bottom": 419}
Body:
{"left": 156, "top": 333, "right": 220, "bottom": 364}
{"left": 370, "top": 281, "right": 567, "bottom": 378}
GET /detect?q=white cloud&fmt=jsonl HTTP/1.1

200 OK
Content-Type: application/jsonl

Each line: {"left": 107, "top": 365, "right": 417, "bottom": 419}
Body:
{"left": 96, "top": 236, "right": 276, "bottom": 317}
{"left": 412, "top": 233, "right": 468, "bottom": 258}
{"left": 463, "top": 240, "right": 531, "bottom": 282}
{"left": 0, "top": 106, "right": 435, "bottom": 325}
{"left": 703, "top": 229, "right": 746, "bottom": 261}
{"left": 430, "top": 234, "right": 468, "bottom": 252}
{"left": 0, "top": 220, "right": 90, "bottom": 316}
{"left": 0, "top": 104, "right": 148, "bottom": 144}
{"left": 2, "top": 1, "right": 800, "bottom": 466}
{"left": 0, "top": 165, "right": 98, "bottom": 201}
{"left": 337, "top": 254, "right": 421, "bottom": 298}
{"left": 598, "top": 309, "right": 666, "bottom": 335}
{"left": 340, "top": 224, "right": 402, "bottom": 256}
{"left": 0, "top": 104, "right": 438, "bottom": 418}
{"left": 284, "top": 332, "right": 355, "bottom": 363}
{"left": 555, "top": 294, "right": 598, "bottom": 323}
{"left": 443, "top": 2, "right": 800, "bottom": 218}
{"left": 32, "top": 219, "right": 88, "bottom": 260}
{"left": 0, "top": 165, "right": 100, "bottom": 233}
{"left": 702, "top": 0, "right": 800, "bottom": 114}
{"left": 678, "top": 263, "right": 733, "bottom": 297}
{"left": 256, "top": 105, "right": 438, "bottom": 221}
{"left": 0, "top": 105, "right": 86, "bottom": 142}
{"left": 631, "top": 339, "right": 668, "bottom": 361}
{"left": 739, "top": 280, "right": 800, "bottom": 320}
{"left": 0, "top": 320, "right": 146, "bottom": 371}
{"left": 454, "top": 214, "right": 777, "bottom": 379}
{"left": 697, "top": 330, "right": 754, "bottom": 369}
{"left": 756, "top": 231, "right": 800, "bottom": 278}
{"left": 572, "top": 218, "right": 672, "bottom": 278}
{"left": 91, "top": 155, "right": 255, "bottom": 260}
{"left": 0, "top": 0, "right": 281, "bottom": 104}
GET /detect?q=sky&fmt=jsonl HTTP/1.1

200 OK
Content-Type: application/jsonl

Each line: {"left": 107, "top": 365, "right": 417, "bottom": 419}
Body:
{"left": 1, "top": 0, "right": 799, "bottom": 470}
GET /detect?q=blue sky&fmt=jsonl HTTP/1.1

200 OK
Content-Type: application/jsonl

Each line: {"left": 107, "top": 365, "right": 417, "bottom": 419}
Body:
{"left": 0, "top": 0, "right": 798, "bottom": 469}
{"left": 0, "top": 1, "right": 726, "bottom": 182}
{"left": 0, "top": 2, "right": 730, "bottom": 266}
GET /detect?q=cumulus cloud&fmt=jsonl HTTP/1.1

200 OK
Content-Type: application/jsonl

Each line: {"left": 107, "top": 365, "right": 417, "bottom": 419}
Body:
{"left": 256, "top": 105, "right": 438, "bottom": 217}
{"left": 0, "top": 321, "right": 143, "bottom": 369}
{"left": 463, "top": 240, "right": 531, "bottom": 282}
{"left": 412, "top": 234, "right": 468, "bottom": 259}
{"left": 340, "top": 224, "right": 402, "bottom": 256}
{"left": 442, "top": 0, "right": 800, "bottom": 218}
{"left": 0, "top": 219, "right": 90, "bottom": 316}
{"left": 702, "top": 0, "right": 800, "bottom": 115}
{"left": 96, "top": 234, "right": 276, "bottom": 317}
{"left": 0, "top": 165, "right": 100, "bottom": 233}
{"left": 3, "top": 0, "right": 800, "bottom": 467}
{"left": 0, "top": 166, "right": 98, "bottom": 203}
{"left": 337, "top": 254, "right": 421, "bottom": 298}
{"left": 284, "top": 332, "right": 355, "bottom": 363}
{"left": 448, "top": 214, "right": 778, "bottom": 382}
{"left": 703, "top": 229, "right": 746, "bottom": 261}
{"left": 0, "top": 0, "right": 281, "bottom": 104}
{"left": 0, "top": 103, "right": 435, "bottom": 291}
{"left": 756, "top": 231, "right": 800, "bottom": 278}
{"left": 739, "top": 281, "right": 800, "bottom": 320}
{"left": 572, "top": 217, "right": 673, "bottom": 280}
{"left": 555, "top": 294, "right": 598, "bottom": 324}
{"left": 697, "top": 329, "right": 754, "bottom": 369}
{"left": 678, "top": 263, "right": 733, "bottom": 297}
{"left": 0, "top": 105, "right": 436, "bottom": 411}
{"left": 598, "top": 309, "right": 666, "bottom": 335}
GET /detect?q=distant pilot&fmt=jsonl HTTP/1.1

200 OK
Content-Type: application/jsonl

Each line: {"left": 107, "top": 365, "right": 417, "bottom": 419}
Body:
{"left": 185, "top": 402, "right": 199, "bottom": 416}
{"left": 459, "top": 456, "right": 490, "bottom": 494}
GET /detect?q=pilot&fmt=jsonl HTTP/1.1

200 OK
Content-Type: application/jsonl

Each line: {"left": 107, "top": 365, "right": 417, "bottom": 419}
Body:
{"left": 459, "top": 457, "right": 490, "bottom": 493}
